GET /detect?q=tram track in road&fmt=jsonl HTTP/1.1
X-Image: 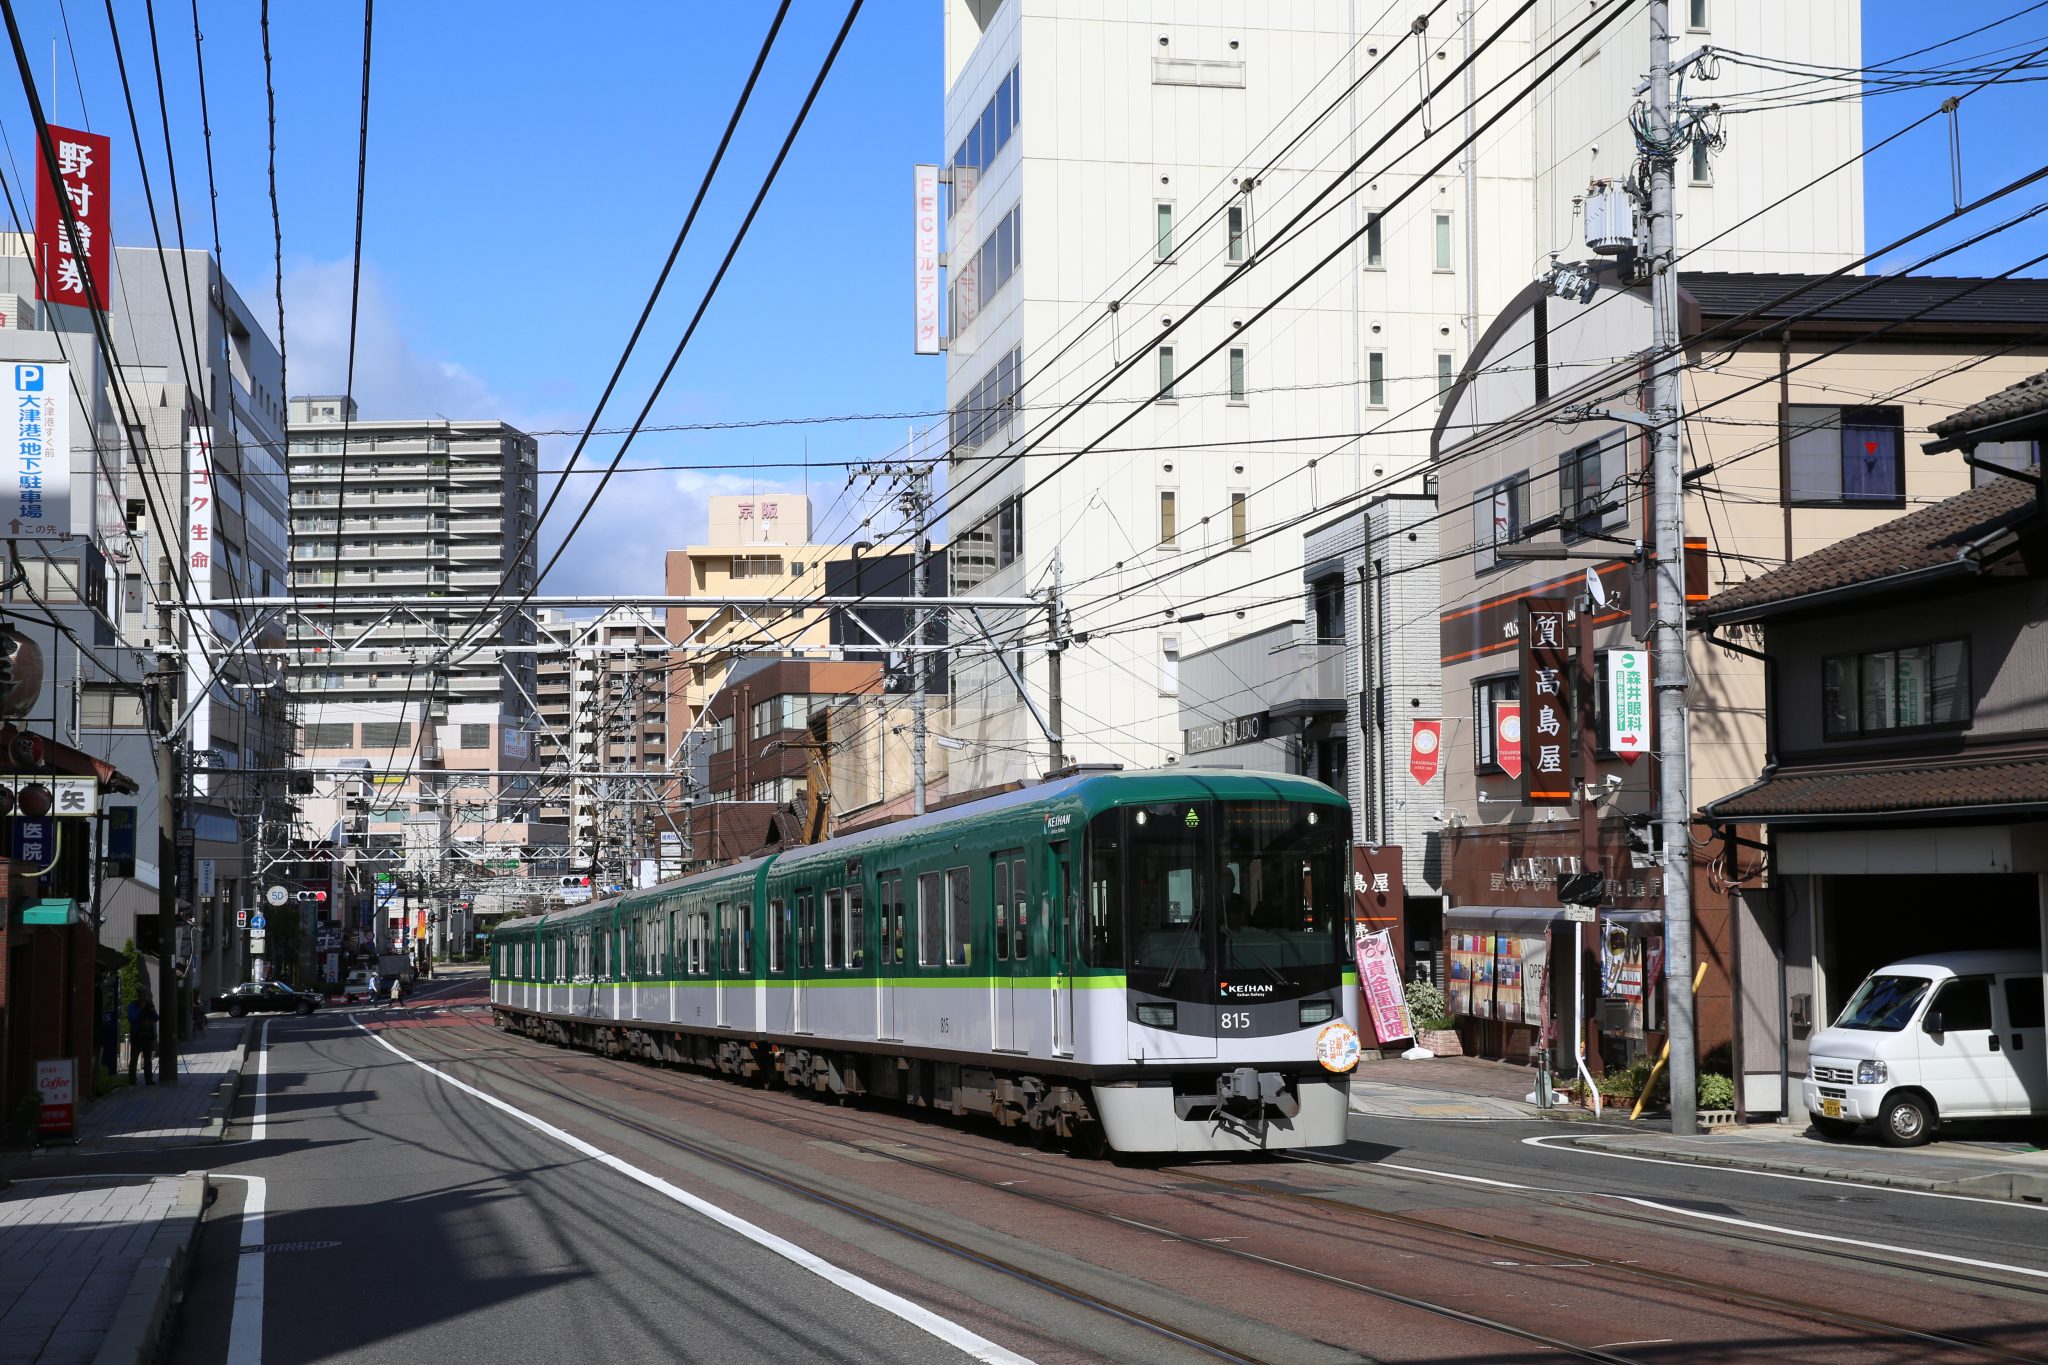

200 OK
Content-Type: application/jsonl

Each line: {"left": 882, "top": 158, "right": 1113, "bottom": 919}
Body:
{"left": 371, "top": 1015, "right": 1946, "bottom": 1365}
{"left": 1175, "top": 1159, "right": 2048, "bottom": 1365}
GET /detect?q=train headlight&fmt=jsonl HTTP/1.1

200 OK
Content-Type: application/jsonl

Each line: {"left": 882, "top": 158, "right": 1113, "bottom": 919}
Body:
{"left": 1137, "top": 1003, "right": 1177, "bottom": 1030}
{"left": 1299, "top": 1000, "right": 1336, "bottom": 1026}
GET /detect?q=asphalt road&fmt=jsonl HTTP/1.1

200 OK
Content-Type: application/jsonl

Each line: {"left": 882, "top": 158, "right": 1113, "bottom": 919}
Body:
{"left": 154, "top": 982, "right": 2048, "bottom": 1363}
{"left": 171, "top": 1006, "right": 1005, "bottom": 1365}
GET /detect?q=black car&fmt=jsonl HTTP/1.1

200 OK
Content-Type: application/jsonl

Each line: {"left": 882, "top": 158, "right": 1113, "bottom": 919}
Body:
{"left": 213, "top": 981, "right": 322, "bottom": 1017}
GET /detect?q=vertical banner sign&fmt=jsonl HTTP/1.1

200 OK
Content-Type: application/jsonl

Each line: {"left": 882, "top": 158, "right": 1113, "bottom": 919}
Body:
{"left": 912, "top": 164, "right": 941, "bottom": 354}
{"left": 1605, "top": 647, "right": 1650, "bottom": 763}
{"left": 1355, "top": 929, "right": 1415, "bottom": 1045}
{"left": 1494, "top": 701, "right": 1523, "bottom": 780}
{"left": 1519, "top": 599, "right": 1577, "bottom": 804}
{"left": 6, "top": 361, "right": 69, "bottom": 537}
{"left": 1408, "top": 719, "right": 1440, "bottom": 786}
{"left": 186, "top": 429, "right": 216, "bottom": 773}
{"left": 34, "top": 125, "right": 110, "bottom": 309}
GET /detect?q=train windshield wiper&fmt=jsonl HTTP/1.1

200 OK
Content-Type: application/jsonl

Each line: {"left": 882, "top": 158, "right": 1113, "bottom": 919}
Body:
{"left": 1158, "top": 908, "right": 1205, "bottom": 989}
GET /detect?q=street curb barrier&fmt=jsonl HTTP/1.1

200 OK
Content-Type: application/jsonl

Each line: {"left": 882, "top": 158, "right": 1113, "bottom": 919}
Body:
{"left": 203, "top": 1021, "right": 257, "bottom": 1142}
{"left": 1573, "top": 1135, "right": 2048, "bottom": 1205}
{"left": 88, "top": 1171, "right": 209, "bottom": 1365}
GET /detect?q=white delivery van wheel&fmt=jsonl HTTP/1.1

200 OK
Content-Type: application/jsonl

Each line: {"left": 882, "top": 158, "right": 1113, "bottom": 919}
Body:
{"left": 1878, "top": 1091, "right": 1933, "bottom": 1147}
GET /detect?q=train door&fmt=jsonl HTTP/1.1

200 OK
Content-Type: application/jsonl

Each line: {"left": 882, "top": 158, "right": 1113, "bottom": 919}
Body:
{"left": 992, "top": 851, "right": 1028, "bottom": 1051}
{"left": 876, "top": 873, "right": 903, "bottom": 1041}
{"left": 1049, "top": 841, "right": 1076, "bottom": 1055}
{"left": 714, "top": 900, "right": 731, "bottom": 1027}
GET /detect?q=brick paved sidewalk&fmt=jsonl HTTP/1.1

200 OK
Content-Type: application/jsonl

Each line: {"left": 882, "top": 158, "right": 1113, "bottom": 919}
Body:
{"left": 66, "top": 1020, "right": 252, "bottom": 1155}
{"left": 0, "top": 1172, "right": 207, "bottom": 1365}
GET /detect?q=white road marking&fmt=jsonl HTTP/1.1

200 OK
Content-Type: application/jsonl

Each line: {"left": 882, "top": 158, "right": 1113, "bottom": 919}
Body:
{"left": 1373, "top": 1148, "right": 2048, "bottom": 1281}
{"left": 355, "top": 1019, "right": 1035, "bottom": 1364}
{"left": 214, "top": 1173, "right": 267, "bottom": 1365}
{"left": 251, "top": 1019, "right": 272, "bottom": 1142}
{"left": 1520, "top": 1133, "right": 2048, "bottom": 1211}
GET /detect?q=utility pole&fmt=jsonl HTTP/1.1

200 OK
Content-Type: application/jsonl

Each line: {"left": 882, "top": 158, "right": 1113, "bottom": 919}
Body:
{"left": 1046, "top": 547, "right": 1066, "bottom": 773}
{"left": 1645, "top": 0, "right": 1697, "bottom": 1137}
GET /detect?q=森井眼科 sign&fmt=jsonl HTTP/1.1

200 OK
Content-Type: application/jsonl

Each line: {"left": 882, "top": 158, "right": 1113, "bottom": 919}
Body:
{"left": 1606, "top": 648, "right": 1649, "bottom": 761}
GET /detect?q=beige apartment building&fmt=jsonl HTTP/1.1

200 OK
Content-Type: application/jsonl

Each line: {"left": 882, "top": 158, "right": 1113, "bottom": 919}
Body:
{"left": 1425, "top": 268, "right": 2048, "bottom": 1111}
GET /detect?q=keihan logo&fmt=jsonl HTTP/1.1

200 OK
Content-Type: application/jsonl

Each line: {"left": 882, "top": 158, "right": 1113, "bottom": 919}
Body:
{"left": 1183, "top": 808, "right": 1200, "bottom": 829}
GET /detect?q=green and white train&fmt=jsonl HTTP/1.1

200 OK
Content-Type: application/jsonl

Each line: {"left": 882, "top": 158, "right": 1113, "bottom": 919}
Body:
{"left": 489, "top": 769, "right": 1361, "bottom": 1153}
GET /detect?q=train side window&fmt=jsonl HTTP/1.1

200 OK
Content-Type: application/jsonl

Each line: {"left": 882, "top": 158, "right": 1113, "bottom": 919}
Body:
{"left": 846, "top": 888, "right": 865, "bottom": 970}
{"left": 993, "top": 860, "right": 1011, "bottom": 961}
{"left": 947, "top": 866, "right": 973, "bottom": 966}
{"left": 739, "top": 904, "right": 753, "bottom": 973}
{"left": 1086, "top": 810, "right": 1125, "bottom": 967}
{"left": 824, "top": 889, "right": 843, "bottom": 970}
{"left": 918, "top": 872, "right": 944, "bottom": 965}
{"left": 769, "top": 898, "right": 787, "bottom": 972}
{"left": 1012, "top": 858, "right": 1028, "bottom": 960}
{"left": 880, "top": 872, "right": 904, "bottom": 965}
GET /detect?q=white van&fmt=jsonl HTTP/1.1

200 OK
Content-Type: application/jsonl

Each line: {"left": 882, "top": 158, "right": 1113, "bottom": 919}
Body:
{"left": 1804, "top": 949, "right": 2046, "bottom": 1147}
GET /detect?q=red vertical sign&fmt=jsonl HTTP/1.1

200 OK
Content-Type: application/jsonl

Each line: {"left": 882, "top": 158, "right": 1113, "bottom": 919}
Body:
{"left": 1408, "top": 720, "right": 1440, "bottom": 786}
{"left": 34, "top": 125, "right": 110, "bottom": 310}
{"left": 1495, "top": 700, "right": 1523, "bottom": 779}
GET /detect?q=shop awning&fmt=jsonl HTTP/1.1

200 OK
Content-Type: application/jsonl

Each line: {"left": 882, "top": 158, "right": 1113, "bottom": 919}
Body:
{"left": 1446, "top": 905, "right": 1665, "bottom": 934}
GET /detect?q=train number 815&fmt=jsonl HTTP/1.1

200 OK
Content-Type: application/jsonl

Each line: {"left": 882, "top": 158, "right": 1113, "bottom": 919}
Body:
{"left": 1220, "top": 1011, "right": 1252, "bottom": 1030}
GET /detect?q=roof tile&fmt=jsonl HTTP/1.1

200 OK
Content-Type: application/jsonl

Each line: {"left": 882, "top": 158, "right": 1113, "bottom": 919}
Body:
{"left": 1704, "top": 755, "right": 2048, "bottom": 821}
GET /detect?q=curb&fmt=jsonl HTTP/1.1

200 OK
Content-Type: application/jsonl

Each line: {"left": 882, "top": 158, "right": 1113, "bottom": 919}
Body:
{"left": 1573, "top": 1134, "right": 2048, "bottom": 1204}
{"left": 88, "top": 1171, "right": 210, "bottom": 1365}
{"left": 202, "top": 1021, "right": 257, "bottom": 1142}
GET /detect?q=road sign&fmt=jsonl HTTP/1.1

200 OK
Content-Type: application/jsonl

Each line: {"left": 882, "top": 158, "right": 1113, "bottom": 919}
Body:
{"left": 236, "top": 908, "right": 248, "bottom": 930}
{"left": 265, "top": 884, "right": 289, "bottom": 908}
{"left": 1562, "top": 903, "right": 1598, "bottom": 923}
{"left": 1606, "top": 648, "right": 1650, "bottom": 762}
{"left": 249, "top": 933, "right": 267, "bottom": 953}
{"left": 250, "top": 912, "right": 267, "bottom": 931}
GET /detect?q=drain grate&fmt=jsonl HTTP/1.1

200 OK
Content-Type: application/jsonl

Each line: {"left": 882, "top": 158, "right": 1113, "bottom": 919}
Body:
{"left": 241, "top": 1240, "right": 341, "bottom": 1254}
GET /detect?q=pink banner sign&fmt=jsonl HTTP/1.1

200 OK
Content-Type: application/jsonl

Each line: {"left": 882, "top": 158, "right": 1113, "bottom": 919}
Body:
{"left": 1356, "top": 929, "right": 1414, "bottom": 1046}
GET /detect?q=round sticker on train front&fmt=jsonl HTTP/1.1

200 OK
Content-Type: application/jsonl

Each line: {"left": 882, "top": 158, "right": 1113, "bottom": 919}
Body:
{"left": 1315, "top": 1021, "right": 1361, "bottom": 1073}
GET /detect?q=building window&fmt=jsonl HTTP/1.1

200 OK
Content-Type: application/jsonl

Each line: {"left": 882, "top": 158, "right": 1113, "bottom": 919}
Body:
{"left": 1159, "top": 634, "right": 1180, "bottom": 695}
{"left": 950, "top": 62, "right": 1021, "bottom": 220}
{"left": 1433, "top": 212, "right": 1453, "bottom": 271}
{"left": 1787, "top": 404, "right": 1905, "bottom": 505}
{"left": 1822, "top": 640, "right": 1970, "bottom": 738}
{"left": 1690, "top": 139, "right": 1712, "bottom": 186}
{"left": 1155, "top": 202, "right": 1175, "bottom": 260}
{"left": 1971, "top": 440, "right": 2041, "bottom": 487}
{"left": 1364, "top": 211, "right": 1383, "bottom": 268}
{"left": 1157, "top": 345, "right": 1176, "bottom": 401}
{"left": 1473, "top": 673, "right": 1521, "bottom": 771}
{"left": 947, "top": 202, "right": 1022, "bottom": 334}
{"left": 1227, "top": 203, "right": 1247, "bottom": 262}
{"left": 361, "top": 722, "right": 411, "bottom": 749}
{"left": 1436, "top": 352, "right": 1456, "bottom": 404}
{"left": 1230, "top": 492, "right": 1248, "bottom": 548}
{"left": 1367, "top": 351, "right": 1386, "bottom": 407}
{"left": 711, "top": 714, "right": 733, "bottom": 753}
{"left": 1687, "top": 0, "right": 1708, "bottom": 29}
{"left": 1311, "top": 576, "right": 1343, "bottom": 643}
{"left": 80, "top": 683, "right": 145, "bottom": 729}
{"left": 730, "top": 555, "right": 786, "bottom": 579}
{"left": 459, "top": 723, "right": 491, "bottom": 750}
{"left": 950, "top": 344, "right": 1022, "bottom": 454}
{"left": 302, "top": 722, "right": 354, "bottom": 748}
{"left": 1560, "top": 432, "right": 1628, "bottom": 540}
{"left": 1474, "top": 475, "right": 1524, "bottom": 572}
{"left": 1158, "top": 490, "right": 1178, "bottom": 548}
{"left": 1228, "top": 347, "right": 1247, "bottom": 403}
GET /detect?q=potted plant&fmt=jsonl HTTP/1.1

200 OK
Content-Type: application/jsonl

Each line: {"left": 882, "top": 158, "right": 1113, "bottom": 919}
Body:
{"left": 1404, "top": 978, "right": 1461, "bottom": 1056}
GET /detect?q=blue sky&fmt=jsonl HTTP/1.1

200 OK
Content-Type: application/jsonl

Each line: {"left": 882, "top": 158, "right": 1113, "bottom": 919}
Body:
{"left": 0, "top": 1, "right": 2040, "bottom": 596}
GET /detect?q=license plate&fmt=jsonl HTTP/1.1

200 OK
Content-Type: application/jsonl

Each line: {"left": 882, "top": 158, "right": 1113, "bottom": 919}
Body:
{"left": 1821, "top": 1098, "right": 1842, "bottom": 1119}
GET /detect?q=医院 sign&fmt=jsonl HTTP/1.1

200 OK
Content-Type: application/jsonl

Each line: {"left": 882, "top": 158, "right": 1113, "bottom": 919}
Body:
{"left": 1606, "top": 648, "right": 1649, "bottom": 760}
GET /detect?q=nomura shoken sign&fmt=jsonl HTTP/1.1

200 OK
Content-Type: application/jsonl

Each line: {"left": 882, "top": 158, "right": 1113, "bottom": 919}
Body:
{"left": 1518, "top": 600, "right": 1575, "bottom": 805}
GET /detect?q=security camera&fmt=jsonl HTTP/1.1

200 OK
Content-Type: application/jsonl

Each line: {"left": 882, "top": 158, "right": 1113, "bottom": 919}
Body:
{"left": 1604, "top": 772, "right": 1624, "bottom": 791}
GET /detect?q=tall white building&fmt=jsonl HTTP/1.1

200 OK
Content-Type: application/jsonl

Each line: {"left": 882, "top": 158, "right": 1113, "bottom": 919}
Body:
{"left": 939, "top": 0, "right": 1862, "bottom": 785}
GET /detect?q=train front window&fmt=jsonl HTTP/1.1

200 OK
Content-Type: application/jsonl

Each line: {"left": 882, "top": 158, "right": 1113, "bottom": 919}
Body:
{"left": 1126, "top": 802, "right": 1210, "bottom": 974}
{"left": 1218, "top": 801, "right": 1347, "bottom": 971}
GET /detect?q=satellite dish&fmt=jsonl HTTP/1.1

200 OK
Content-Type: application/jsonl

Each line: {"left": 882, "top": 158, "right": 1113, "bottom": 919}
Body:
{"left": 1584, "top": 567, "right": 1611, "bottom": 612}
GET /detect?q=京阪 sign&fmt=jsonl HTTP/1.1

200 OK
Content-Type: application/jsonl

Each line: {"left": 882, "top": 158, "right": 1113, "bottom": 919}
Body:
{"left": 1518, "top": 600, "right": 1575, "bottom": 805}
{"left": 1606, "top": 648, "right": 1649, "bottom": 761}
